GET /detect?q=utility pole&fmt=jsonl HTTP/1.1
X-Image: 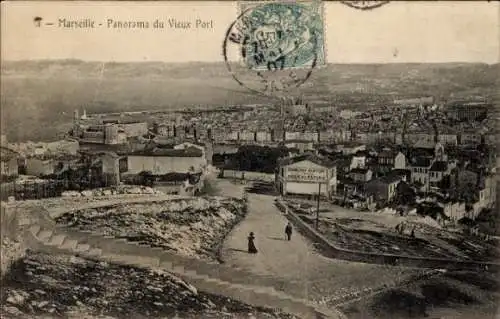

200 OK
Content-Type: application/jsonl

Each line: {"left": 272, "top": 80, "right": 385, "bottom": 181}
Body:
{"left": 315, "top": 182, "right": 321, "bottom": 230}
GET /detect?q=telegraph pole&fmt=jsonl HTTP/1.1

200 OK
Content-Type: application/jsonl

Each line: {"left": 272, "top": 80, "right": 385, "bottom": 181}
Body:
{"left": 315, "top": 182, "right": 321, "bottom": 230}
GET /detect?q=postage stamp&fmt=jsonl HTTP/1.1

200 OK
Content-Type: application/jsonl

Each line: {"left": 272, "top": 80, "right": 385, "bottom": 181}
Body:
{"left": 340, "top": 1, "right": 390, "bottom": 10}
{"left": 223, "top": 0, "right": 325, "bottom": 96}
{"left": 234, "top": 1, "right": 325, "bottom": 70}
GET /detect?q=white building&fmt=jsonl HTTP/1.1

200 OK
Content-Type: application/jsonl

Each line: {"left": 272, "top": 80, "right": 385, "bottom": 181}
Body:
{"left": 276, "top": 154, "right": 337, "bottom": 198}
{"left": 409, "top": 157, "right": 433, "bottom": 192}
{"left": 124, "top": 147, "right": 206, "bottom": 175}
{"left": 377, "top": 150, "right": 407, "bottom": 169}
{"left": 350, "top": 156, "right": 366, "bottom": 170}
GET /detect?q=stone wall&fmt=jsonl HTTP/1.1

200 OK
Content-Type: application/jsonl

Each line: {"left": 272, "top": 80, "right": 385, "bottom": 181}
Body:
{"left": 0, "top": 204, "right": 26, "bottom": 278}
{"left": 221, "top": 170, "right": 275, "bottom": 182}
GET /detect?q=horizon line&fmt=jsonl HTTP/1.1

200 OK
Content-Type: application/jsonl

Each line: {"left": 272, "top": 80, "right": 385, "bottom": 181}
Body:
{"left": 1, "top": 58, "right": 498, "bottom": 66}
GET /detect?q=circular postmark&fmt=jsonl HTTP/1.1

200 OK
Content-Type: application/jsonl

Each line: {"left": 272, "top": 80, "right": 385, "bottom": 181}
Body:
{"left": 223, "top": 1, "right": 325, "bottom": 97}
{"left": 340, "top": 1, "right": 390, "bottom": 11}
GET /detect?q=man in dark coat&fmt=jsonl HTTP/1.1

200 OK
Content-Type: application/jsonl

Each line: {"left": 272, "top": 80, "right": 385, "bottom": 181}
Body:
{"left": 285, "top": 222, "right": 293, "bottom": 241}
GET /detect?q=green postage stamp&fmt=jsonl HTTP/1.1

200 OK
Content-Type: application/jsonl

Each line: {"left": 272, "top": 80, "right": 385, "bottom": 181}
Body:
{"left": 224, "top": 1, "right": 325, "bottom": 95}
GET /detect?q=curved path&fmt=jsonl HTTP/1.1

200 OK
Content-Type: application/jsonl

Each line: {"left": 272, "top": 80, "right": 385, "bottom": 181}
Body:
{"left": 221, "top": 192, "right": 424, "bottom": 309}
{"left": 11, "top": 191, "right": 346, "bottom": 319}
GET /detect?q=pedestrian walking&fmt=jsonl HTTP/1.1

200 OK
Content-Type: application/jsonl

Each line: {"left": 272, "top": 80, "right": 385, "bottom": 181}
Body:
{"left": 248, "top": 232, "right": 258, "bottom": 254}
{"left": 285, "top": 222, "right": 293, "bottom": 241}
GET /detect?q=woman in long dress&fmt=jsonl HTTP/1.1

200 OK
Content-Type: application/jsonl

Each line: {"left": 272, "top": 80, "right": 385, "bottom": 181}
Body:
{"left": 248, "top": 232, "right": 258, "bottom": 254}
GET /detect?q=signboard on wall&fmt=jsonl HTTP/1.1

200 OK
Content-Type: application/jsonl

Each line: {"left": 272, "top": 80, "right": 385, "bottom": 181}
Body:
{"left": 286, "top": 167, "right": 328, "bottom": 182}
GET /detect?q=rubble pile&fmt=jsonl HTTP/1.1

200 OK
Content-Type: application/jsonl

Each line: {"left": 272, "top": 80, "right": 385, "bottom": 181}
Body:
{"left": 55, "top": 197, "right": 247, "bottom": 260}
{"left": 1, "top": 251, "right": 298, "bottom": 319}
{"left": 61, "top": 186, "right": 164, "bottom": 198}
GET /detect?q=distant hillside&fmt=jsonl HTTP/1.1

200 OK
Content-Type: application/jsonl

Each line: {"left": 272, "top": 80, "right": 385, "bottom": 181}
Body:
{"left": 1, "top": 60, "right": 498, "bottom": 142}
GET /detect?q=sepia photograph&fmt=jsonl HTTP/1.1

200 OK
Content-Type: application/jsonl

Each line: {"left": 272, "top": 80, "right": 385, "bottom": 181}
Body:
{"left": 1, "top": 1, "right": 499, "bottom": 318}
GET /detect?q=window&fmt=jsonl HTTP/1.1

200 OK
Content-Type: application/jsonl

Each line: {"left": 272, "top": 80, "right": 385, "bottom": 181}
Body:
{"left": 119, "top": 157, "right": 128, "bottom": 173}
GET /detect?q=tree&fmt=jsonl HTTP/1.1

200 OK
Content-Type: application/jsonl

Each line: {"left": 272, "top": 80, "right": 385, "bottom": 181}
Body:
{"left": 235, "top": 145, "right": 289, "bottom": 173}
{"left": 394, "top": 181, "right": 416, "bottom": 205}
{"left": 138, "top": 171, "right": 154, "bottom": 187}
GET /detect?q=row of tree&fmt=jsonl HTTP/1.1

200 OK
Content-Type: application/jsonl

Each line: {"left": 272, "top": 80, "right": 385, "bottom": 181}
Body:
{"left": 216, "top": 145, "right": 291, "bottom": 173}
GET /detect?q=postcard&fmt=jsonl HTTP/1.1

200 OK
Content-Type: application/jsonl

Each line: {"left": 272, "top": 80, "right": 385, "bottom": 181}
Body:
{"left": 1, "top": 1, "right": 499, "bottom": 319}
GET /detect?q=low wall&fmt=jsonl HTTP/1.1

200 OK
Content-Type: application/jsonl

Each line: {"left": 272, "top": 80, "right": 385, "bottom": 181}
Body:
{"left": 275, "top": 201, "right": 500, "bottom": 272}
{"left": 0, "top": 204, "right": 26, "bottom": 278}
{"left": 221, "top": 170, "right": 274, "bottom": 182}
{"left": 216, "top": 196, "right": 248, "bottom": 264}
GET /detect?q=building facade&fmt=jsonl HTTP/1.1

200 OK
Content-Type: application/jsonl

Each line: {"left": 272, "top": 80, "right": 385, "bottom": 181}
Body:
{"left": 446, "top": 102, "right": 489, "bottom": 122}
{"left": 276, "top": 154, "right": 337, "bottom": 198}
{"left": 377, "top": 150, "right": 406, "bottom": 169}
{"left": 409, "top": 157, "right": 433, "bottom": 191}
{"left": 366, "top": 175, "right": 403, "bottom": 202}
{"left": 0, "top": 147, "right": 19, "bottom": 177}
{"left": 124, "top": 148, "right": 206, "bottom": 175}
{"left": 26, "top": 158, "right": 57, "bottom": 176}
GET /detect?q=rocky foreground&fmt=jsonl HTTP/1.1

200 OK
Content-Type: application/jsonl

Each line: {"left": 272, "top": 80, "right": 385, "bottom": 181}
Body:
{"left": 1, "top": 251, "right": 298, "bottom": 319}
{"left": 55, "top": 197, "right": 246, "bottom": 260}
{"left": 340, "top": 269, "right": 500, "bottom": 319}
{"left": 61, "top": 186, "right": 164, "bottom": 198}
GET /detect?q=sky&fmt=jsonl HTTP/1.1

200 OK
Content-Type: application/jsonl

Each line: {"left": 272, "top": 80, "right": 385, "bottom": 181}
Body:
{"left": 2, "top": 1, "right": 499, "bottom": 64}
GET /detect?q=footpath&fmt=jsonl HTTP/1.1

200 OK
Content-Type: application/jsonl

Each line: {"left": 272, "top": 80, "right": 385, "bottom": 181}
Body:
{"left": 221, "top": 193, "right": 432, "bottom": 310}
